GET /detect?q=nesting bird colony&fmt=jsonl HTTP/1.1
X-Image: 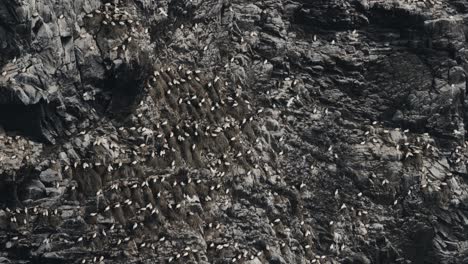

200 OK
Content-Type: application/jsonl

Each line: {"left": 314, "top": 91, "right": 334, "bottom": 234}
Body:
{"left": 1, "top": 0, "right": 468, "bottom": 263}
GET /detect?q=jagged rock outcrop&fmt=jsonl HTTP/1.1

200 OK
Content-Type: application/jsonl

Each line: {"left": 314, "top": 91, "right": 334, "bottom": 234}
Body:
{"left": 1, "top": 0, "right": 468, "bottom": 263}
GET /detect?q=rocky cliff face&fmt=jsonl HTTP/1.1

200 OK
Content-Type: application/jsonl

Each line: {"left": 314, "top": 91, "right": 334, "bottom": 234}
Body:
{"left": 1, "top": 0, "right": 468, "bottom": 263}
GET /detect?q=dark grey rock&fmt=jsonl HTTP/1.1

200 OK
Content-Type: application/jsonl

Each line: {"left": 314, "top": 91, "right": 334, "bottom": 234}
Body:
{"left": 22, "top": 180, "right": 46, "bottom": 200}
{"left": 0, "top": 0, "right": 468, "bottom": 263}
{"left": 39, "top": 169, "right": 62, "bottom": 185}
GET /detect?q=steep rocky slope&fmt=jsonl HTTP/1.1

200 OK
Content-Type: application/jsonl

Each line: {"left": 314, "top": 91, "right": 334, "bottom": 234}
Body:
{"left": 1, "top": 0, "right": 468, "bottom": 263}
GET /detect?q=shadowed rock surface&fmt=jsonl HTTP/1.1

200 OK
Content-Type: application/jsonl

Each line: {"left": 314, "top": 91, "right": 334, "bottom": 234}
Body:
{"left": 1, "top": 0, "right": 468, "bottom": 263}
